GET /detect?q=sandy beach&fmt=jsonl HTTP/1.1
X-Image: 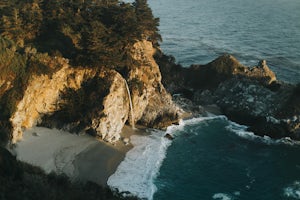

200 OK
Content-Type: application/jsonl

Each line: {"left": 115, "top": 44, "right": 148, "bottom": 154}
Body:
{"left": 14, "top": 126, "right": 140, "bottom": 185}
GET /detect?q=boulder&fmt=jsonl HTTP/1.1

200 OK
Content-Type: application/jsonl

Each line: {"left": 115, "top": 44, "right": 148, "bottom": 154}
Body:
{"left": 164, "top": 133, "right": 174, "bottom": 140}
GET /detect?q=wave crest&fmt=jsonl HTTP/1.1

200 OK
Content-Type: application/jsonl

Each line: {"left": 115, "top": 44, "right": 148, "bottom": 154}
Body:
{"left": 226, "top": 121, "right": 300, "bottom": 146}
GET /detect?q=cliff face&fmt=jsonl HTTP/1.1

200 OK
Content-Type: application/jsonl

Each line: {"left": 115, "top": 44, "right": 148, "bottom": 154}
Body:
{"left": 128, "top": 40, "right": 178, "bottom": 128}
{"left": 7, "top": 40, "right": 178, "bottom": 144}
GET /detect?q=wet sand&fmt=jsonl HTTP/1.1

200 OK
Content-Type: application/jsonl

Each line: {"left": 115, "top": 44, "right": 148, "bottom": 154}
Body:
{"left": 15, "top": 126, "right": 141, "bottom": 185}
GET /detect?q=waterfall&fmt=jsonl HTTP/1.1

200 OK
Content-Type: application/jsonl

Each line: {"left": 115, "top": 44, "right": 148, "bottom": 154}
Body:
{"left": 124, "top": 79, "right": 135, "bottom": 129}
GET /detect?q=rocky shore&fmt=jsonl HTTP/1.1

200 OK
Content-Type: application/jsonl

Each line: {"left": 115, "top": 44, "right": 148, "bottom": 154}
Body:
{"left": 156, "top": 53, "right": 300, "bottom": 140}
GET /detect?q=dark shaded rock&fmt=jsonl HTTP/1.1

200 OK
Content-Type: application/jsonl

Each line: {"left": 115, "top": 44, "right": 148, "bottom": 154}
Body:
{"left": 278, "top": 83, "right": 300, "bottom": 118}
{"left": 184, "top": 55, "right": 276, "bottom": 90}
{"left": 193, "top": 90, "right": 216, "bottom": 105}
{"left": 158, "top": 53, "right": 299, "bottom": 140}
{"left": 215, "top": 78, "right": 280, "bottom": 117}
{"left": 266, "top": 80, "right": 282, "bottom": 91}
{"left": 247, "top": 117, "right": 289, "bottom": 139}
{"left": 164, "top": 133, "right": 174, "bottom": 140}
{"left": 185, "top": 54, "right": 245, "bottom": 90}
{"left": 172, "top": 94, "right": 206, "bottom": 117}
{"left": 154, "top": 51, "right": 187, "bottom": 93}
{"left": 0, "top": 147, "right": 23, "bottom": 180}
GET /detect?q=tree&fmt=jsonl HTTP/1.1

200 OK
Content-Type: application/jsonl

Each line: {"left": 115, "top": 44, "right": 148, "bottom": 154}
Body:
{"left": 133, "top": 0, "right": 162, "bottom": 44}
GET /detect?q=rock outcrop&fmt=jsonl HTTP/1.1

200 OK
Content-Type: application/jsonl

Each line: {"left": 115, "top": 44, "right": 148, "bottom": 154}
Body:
{"left": 3, "top": 40, "right": 179, "bottom": 144}
{"left": 128, "top": 40, "right": 178, "bottom": 128}
{"left": 0, "top": 147, "right": 23, "bottom": 179}
{"left": 186, "top": 54, "right": 276, "bottom": 90}
{"left": 158, "top": 53, "right": 300, "bottom": 140}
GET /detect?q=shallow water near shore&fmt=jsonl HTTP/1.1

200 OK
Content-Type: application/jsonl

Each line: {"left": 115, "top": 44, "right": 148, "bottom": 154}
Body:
{"left": 154, "top": 117, "right": 300, "bottom": 200}
{"left": 109, "top": 117, "right": 300, "bottom": 200}
{"left": 107, "top": 0, "right": 299, "bottom": 199}
{"left": 118, "top": 2, "right": 300, "bottom": 198}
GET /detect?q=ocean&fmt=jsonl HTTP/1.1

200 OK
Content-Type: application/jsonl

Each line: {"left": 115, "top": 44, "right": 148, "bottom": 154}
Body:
{"left": 108, "top": 0, "right": 300, "bottom": 199}
{"left": 148, "top": 0, "right": 300, "bottom": 83}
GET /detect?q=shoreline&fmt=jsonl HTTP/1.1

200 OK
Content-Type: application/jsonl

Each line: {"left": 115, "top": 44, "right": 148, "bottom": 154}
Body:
{"left": 14, "top": 125, "right": 142, "bottom": 186}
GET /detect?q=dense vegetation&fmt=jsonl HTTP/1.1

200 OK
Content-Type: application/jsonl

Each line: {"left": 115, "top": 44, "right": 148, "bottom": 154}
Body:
{"left": 0, "top": 1, "right": 159, "bottom": 199}
{"left": 0, "top": 0, "right": 161, "bottom": 68}
{"left": 0, "top": 0, "right": 160, "bottom": 142}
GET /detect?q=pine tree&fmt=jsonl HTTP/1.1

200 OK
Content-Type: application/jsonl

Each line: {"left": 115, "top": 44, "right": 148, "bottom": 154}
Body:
{"left": 133, "top": 0, "right": 162, "bottom": 44}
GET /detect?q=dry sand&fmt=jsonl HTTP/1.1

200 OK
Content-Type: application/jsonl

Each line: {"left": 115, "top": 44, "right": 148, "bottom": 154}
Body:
{"left": 15, "top": 126, "right": 141, "bottom": 185}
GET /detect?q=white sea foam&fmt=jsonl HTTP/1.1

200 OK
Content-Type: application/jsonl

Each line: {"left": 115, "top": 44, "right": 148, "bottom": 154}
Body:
{"left": 233, "top": 191, "right": 240, "bottom": 196}
{"left": 107, "top": 130, "right": 171, "bottom": 200}
{"left": 212, "top": 193, "right": 234, "bottom": 200}
{"left": 226, "top": 121, "right": 300, "bottom": 146}
{"left": 108, "top": 115, "right": 226, "bottom": 200}
{"left": 166, "top": 115, "right": 227, "bottom": 136}
{"left": 284, "top": 181, "right": 300, "bottom": 199}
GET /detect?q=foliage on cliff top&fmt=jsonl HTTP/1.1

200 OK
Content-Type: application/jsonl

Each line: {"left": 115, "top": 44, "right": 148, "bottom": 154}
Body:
{"left": 0, "top": 0, "right": 160, "bottom": 143}
{"left": 0, "top": 0, "right": 161, "bottom": 69}
{"left": 0, "top": 35, "right": 66, "bottom": 123}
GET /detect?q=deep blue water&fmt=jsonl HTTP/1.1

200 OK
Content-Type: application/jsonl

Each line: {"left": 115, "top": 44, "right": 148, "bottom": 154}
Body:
{"left": 148, "top": 0, "right": 300, "bottom": 83}
{"left": 153, "top": 118, "right": 300, "bottom": 200}
{"left": 110, "top": 1, "right": 300, "bottom": 200}
{"left": 144, "top": 2, "right": 300, "bottom": 198}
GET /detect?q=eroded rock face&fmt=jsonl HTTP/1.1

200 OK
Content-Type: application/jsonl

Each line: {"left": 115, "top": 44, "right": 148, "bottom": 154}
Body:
{"left": 92, "top": 71, "right": 129, "bottom": 142}
{"left": 9, "top": 60, "right": 127, "bottom": 143}
{"left": 128, "top": 40, "right": 179, "bottom": 128}
{"left": 8, "top": 40, "right": 179, "bottom": 144}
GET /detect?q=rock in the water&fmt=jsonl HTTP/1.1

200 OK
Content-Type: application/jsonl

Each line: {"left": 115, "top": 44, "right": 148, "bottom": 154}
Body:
{"left": 158, "top": 53, "right": 299, "bottom": 140}
{"left": 164, "top": 133, "right": 174, "bottom": 140}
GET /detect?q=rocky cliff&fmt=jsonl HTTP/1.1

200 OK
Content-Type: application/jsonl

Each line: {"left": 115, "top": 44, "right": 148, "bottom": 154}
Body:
{"left": 1, "top": 40, "right": 178, "bottom": 144}
{"left": 157, "top": 53, "right": 300, "bottom": 140}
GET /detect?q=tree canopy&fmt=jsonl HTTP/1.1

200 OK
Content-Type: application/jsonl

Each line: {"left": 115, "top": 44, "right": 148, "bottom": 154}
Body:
{"left": 0, "top": 0, "right": 161, "bottom": 68}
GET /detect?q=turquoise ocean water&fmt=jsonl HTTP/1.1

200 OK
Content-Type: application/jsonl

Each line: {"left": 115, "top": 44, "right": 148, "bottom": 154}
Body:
{"left": 109, "top": 1, "right": 300, "bottom": 199}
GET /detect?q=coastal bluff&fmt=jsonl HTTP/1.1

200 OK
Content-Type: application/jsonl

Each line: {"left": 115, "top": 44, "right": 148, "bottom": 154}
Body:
{"left": 157, "top": 53, "right": 300, "bottom": 140}
{"left": 0, "top": 40, "right": 178, "bottom": 144}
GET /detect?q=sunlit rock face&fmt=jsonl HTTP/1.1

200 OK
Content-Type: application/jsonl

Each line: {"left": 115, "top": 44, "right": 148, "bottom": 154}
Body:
{"left": 91, "top": 70, "right": 129, "bottom": 143}
{"left": 128, "top": 40, "right": 179, "bottom": 128}
{"left": 8, "top": 40, "right": 179, "bottom": 144}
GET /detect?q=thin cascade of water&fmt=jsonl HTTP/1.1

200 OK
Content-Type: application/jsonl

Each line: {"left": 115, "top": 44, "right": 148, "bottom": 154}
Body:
{"left": 124, "top": 79, "right": 135, "bottom": 129}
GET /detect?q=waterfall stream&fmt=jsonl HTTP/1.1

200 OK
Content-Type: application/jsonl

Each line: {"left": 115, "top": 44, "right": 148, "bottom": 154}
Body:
{"left": 124, "top": 79, "right": 135, "bottom": 129}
